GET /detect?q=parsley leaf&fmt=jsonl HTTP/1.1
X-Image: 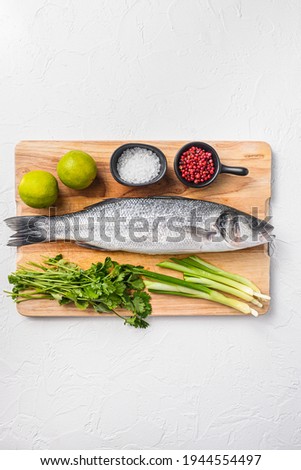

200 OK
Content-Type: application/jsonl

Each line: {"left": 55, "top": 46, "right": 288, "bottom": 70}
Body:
{"left": 6, "top": 255, "right": 152, "bottom": 329}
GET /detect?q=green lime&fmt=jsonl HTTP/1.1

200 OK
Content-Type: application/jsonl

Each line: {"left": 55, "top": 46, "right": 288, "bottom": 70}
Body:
{"left": 57, "top": 150, "right": 97, "bottom": 190}
{"left": 18, "top": 170, "right": 58, "bottom": 208}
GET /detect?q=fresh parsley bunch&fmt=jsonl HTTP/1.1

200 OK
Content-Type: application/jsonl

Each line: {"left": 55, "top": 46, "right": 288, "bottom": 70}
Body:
{"left": 7, "top": 254, "right": 152, "bottom": 328}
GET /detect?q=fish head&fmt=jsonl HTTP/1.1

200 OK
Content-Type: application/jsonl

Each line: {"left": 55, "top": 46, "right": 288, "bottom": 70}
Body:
{"left": 215, "top": 210, "right": 274, "bottom": 249}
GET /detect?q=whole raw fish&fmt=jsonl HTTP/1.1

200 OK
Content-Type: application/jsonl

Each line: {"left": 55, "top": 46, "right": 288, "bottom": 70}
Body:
{"left": 5, "top": 197, "right": 273, "bottom": 254}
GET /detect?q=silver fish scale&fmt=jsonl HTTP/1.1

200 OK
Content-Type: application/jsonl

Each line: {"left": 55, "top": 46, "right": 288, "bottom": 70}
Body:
{"left": 48, "top": 197, "right": 268, "bottom": 254}
{"left": 50, "top": 198, "right": 225, "bottom": 253}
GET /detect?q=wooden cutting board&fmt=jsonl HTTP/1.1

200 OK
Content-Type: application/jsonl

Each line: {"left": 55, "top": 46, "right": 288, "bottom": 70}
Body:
{"left": 14, "top": 141, "right": 272, "bottom": 317}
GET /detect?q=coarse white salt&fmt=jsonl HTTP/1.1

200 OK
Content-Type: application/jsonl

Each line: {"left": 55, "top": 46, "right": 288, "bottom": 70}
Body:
{"left": 117, "top": 147, "right": 161, "bottom": 184}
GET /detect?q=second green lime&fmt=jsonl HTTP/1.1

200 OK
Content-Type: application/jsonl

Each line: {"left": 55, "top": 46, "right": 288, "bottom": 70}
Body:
{"left": 57, "top": 150, "right": 97, "bottom": 190}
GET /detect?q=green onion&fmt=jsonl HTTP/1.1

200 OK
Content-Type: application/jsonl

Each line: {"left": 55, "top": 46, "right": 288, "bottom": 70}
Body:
{"left": 183, "top": 256, "right": 261, "bottom": 292}
{"left": 158, "top": 260, "right": 254, "bottom": 296}
{"left": 183, "top": 276, "right": 263, "bottom": 308}
{"left": 158, "top": 258, "right": 270, "bottom": 301}
{"left": 139, "top": 256, "right": 270, "bottom": 317}
{"left": 135, "top": 254, "right": 271, "bottom": 317}
{"left": 135, "top": 269, "right": 211, "bottom": 294}
{"left": 143, "top": 279, "right": 258, "bottom": 317}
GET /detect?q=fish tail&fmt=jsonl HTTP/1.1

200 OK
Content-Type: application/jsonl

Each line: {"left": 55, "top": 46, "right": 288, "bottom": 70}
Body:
{"left": 5, "top": 215, "right": 52, "bottom": 247}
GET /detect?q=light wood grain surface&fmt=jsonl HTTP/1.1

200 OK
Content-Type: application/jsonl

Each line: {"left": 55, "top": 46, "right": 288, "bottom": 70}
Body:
{"left": 15, "top": 140, "right": 271, "bottom": 317}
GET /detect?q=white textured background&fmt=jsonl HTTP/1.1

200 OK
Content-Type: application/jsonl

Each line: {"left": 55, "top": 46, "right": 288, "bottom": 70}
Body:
{"left": 0, "top": 0, "right": 300, "bottom": 450}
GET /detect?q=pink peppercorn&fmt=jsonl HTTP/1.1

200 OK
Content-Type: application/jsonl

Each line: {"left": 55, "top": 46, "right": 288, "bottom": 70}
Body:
{"left": 179, "top": 147, "right": 216, "bottom": 184}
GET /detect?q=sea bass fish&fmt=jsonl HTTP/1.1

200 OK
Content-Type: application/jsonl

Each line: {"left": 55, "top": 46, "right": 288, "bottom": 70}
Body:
{"left": 5, "top": 197, "right": 273, "bottom": 254}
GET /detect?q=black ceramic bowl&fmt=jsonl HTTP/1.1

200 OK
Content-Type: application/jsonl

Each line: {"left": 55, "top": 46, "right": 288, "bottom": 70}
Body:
{"left": 174, "top": 141, "right": 249, "bottom": 188}
{"left": 110, "top": 143, "right": 167, "bottom": 187}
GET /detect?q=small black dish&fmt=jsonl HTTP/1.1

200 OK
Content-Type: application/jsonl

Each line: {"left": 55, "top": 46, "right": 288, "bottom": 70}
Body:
{"left": 174, "top": 141, "right": 249, "bottom": 188}
{"left": 110, "top": 143, "right": 167, "bottom": 187}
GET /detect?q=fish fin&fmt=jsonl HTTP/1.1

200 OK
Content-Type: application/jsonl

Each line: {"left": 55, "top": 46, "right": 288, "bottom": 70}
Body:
{"left": 5, "top": 216, "right": 50, "bottom": 246}
{"left": 84, "top": 198, "right": 121, "bottom": 210}
{"left": 75, "top": 241, "right": 107, "bottom": 251}
{"left": 84, "top": 196, "right": 197, "bottom": 210}
{"left": 147, "top": 196, "right": 189, "bottom": 200}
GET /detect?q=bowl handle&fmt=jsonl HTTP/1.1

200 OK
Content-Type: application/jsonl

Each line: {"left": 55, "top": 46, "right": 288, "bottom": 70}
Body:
{"left": 220, "top": 164, "right": 249, "bottom": 176}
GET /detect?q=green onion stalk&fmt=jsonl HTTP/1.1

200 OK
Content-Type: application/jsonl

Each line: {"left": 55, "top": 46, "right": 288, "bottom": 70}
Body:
{"left": 136, "top": 270, "right": 259, "bottom": 317}
{"left": 157, "top": 258, "right": 270, "bottom": 301}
